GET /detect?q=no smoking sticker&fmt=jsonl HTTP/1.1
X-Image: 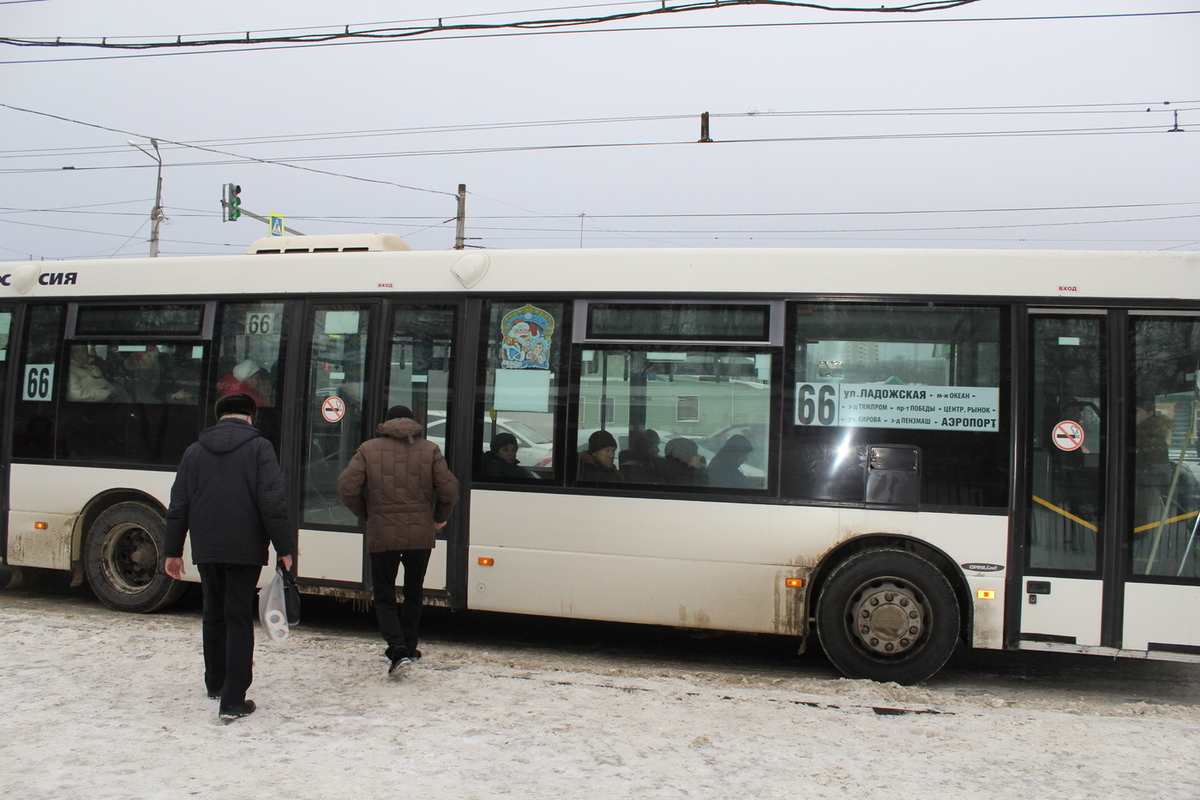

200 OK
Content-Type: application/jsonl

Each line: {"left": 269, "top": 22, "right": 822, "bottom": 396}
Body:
{"left": 1052, "top": 420, "right": 1085, "bottom": 451}
{"left": 321, "top": 396, "right": 346, "bottom": 423}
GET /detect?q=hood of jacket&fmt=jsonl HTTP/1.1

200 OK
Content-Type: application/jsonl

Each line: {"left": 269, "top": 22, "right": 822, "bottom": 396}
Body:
{"left": 376, "top": 416, "right": 424, "bottom": 442}
{"left": 198, "top": 418, "right": 262, "bottom": 454}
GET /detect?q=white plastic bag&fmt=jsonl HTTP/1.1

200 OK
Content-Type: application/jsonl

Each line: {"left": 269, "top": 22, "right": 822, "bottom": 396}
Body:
{"left": 258, "top": 567, "right": 290, "bottom": 643}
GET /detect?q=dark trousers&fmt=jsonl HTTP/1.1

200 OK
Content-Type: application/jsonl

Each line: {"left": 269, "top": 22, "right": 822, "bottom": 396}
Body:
{"left": 369, "top": 548, "right": 432, "bottom": 660}
{"left": 197, "top": 563, "right": 260, "bottom": 705}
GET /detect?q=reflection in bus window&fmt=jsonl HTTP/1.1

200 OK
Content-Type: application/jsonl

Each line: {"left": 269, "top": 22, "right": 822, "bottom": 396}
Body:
{"left": 1130, "top": 317, "right": 1200, "bottom": 578}
{"left": 787, "top": 303, "right": 1006, "bottom": 509}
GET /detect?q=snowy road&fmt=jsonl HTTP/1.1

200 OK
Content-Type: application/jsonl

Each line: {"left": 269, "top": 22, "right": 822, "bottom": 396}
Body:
{"left": 3, "top": 582, "right": 1200, "bottom": 799}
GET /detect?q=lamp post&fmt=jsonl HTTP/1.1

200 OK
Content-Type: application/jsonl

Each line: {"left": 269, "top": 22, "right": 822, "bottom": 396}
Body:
{"left": 128, "top": 138, "right": 163, "bottom": 257}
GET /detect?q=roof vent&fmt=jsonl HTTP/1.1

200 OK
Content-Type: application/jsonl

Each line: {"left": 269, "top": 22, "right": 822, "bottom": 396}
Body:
{"left": 245, "top": 234, "right": 412, "bottom": 254}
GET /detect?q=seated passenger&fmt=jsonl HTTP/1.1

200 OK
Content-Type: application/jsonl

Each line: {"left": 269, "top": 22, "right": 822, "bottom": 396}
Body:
{"left": 481, "top": 432, "right": 534, "bottom": 479}
{"left": 68, "top": 344, "right": 121, "bottom": 402}
{"left": 619, "top": 429, "right": 665, "bottom": 483}
{"left": 707, "top": 434, "right": 755, "bottom": 488}
{"left": 578, "top": 430, "right": 624, "bottom": 482}
{"left": 662, "top": 437, "right": 707, "bottom": 486}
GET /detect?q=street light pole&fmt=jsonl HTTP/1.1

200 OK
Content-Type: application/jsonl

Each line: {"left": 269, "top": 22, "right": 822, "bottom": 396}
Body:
{"left": 129, "top": 138, "right": 164, "bottom": 257}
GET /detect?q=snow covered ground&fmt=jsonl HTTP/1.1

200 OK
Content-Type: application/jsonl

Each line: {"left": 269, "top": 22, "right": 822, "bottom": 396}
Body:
{"left": 3, "top": 585, "right": 1200, "bottom": 800}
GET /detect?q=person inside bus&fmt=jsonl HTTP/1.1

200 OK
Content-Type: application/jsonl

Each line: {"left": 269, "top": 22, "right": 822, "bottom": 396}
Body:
{"left": 578, "top": 430, "right": 624, "bottom": 482}
{"left": 218, "top": 359, "right": 271, "bottom": 406}
{"left": 707, "top": 434, "right": 756, "bottom": 489}
{"left": 619, "top": 429, "right": 665, "bottom": 483}
{"left": 67, "top": 344, "right": 122, "bottom": 402}
{"left": 661, "top": 437, "right": 708, "bottom": 486}
{"left": 481, "top": 432, "right": 534, "bottom": 479}
{"left": 120, "top": 345, "right": 165, "bottom": 403}
{"left": 1134, "top": 397, "right": 1175, "bottom": 528}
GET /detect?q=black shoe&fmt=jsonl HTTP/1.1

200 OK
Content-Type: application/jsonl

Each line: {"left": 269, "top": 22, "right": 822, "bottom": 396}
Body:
{"left": 411, "top": 649, "right": 422, "bottom": 661}
{"left": 207, "top": 690, "right": 222, "bottom": 700}
{"left": 388, "top": 656, "right": 413, "bottom": 677}
{"left": 219, "top": 700, "right": 256, "bottom": 720}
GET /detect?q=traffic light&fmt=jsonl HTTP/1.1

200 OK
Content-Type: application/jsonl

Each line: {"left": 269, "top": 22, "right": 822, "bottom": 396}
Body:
{"left": 223, "top": 183, "right": 242, "bottom": 222}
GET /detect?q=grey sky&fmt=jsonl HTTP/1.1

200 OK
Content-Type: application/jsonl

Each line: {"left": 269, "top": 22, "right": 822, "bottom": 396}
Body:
{"left": 2, "top": 0, "right": 1198, "bottom": 260}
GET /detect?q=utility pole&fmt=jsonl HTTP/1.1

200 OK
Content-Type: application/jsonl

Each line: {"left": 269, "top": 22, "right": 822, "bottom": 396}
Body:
{"left": 129, "top": 138, "right": 164, "bottom": 257}
{"left": 454, "top": 183, "right": 467, "bottom": 250}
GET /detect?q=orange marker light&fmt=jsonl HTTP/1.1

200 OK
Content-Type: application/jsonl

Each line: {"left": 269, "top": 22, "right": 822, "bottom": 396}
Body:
{"left": 976, "top": 589, "right": 996, "bottom": 600}
{"left": 478, "top": 557, "right": 495, "bottom": 567}
{"left": 785, "top": 578, "right": 804, "bottom": 588}
{"left": 34, "top": 521, "right": 48, "bottom": 530}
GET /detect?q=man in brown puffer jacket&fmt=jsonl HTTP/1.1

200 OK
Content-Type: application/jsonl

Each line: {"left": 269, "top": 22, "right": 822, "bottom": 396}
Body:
{"left": 337, "top": 405, "right": 459, "bottom": 677}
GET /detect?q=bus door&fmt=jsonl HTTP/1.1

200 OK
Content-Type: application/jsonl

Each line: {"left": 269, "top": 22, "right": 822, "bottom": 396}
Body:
{"left": 1023, "top": 310, "right": 1200, "bottom": 656}
{"left": 1022, "top": 311, "right": 1108, "bottom": 647}
{"left": 295, "top": 301, "right": 460, "bottom": 599}
{"left": 1122, "top": 312, "right": 1200, "bottom": 654}
{"left": 296, "top": 303, "right": 378, "bottom": 586}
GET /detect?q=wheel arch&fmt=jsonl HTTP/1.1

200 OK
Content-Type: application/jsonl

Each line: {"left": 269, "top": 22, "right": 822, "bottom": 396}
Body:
{"left": 809, "top": 533, "right": 973, "bottom": 648}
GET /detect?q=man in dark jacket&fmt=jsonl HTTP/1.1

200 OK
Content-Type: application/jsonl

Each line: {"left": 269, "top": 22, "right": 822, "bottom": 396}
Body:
{"left": 164, "top": 393, "right": 295, "bottom": 721}
{"left": 337, "top": 405, "right": 459, "bottom": 677}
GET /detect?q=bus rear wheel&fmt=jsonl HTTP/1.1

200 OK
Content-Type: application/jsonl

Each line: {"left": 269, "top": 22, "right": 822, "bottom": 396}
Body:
{"left": 84, "top": 502, "right": 185, "bottom": 613}
{"left": 815, "top": 548, "right": 960, "bottom": 685}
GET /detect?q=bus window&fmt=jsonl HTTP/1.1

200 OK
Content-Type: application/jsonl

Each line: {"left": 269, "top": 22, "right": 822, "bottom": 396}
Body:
{"left": 1027, "top": 315, "right": 1105, "bottom": 572}
{"left": 476, "top": 301, "right": 564, "bottom": 482}
{"left": 1130, "top": 316, "right": 1200, "bottom": 578}
{"left": 386, "top": 306, "right": 456, "bottom": 451}
{"left": 216, "top": 302, "right": 286, "bottom": 448}
{"left": 577, "top": 347, "right": 772, "bottom": 490}
{"left": 302, "top": 306, "right": 370, "bottom": 526}
{"left": 786, "top": 303, "right": 1006, "bottom": 508}
{"left": 13, "top": 305, "right": 63, "bottom": 459}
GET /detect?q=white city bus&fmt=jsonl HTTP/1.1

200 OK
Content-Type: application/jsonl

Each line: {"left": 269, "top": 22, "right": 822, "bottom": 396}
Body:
{"left": 2, "top": 236, "right": 1197, "bottom": 683}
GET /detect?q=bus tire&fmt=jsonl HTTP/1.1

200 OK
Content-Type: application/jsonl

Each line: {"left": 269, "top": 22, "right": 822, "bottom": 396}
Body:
{"left": 815, "top": 548, "right": 960, "bottom": 684}
{"left": 84, "top": 502, "right": 186, "bottom": 613}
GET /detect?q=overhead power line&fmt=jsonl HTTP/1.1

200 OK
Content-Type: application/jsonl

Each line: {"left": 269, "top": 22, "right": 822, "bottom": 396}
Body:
{"left": 9, "top": 7, "right": 1200, "bottom": 65}
{"left": 2, "top": 1, "right": 988, "bottom": 52}
{"left": 0, "top": 103, "right": 456, "bottom": 197}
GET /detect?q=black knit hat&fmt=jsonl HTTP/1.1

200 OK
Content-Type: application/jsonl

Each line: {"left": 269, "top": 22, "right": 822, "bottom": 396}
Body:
{"left": 587, "top": 429, "right": 618, "bottom": 453}
{"left": 385, "top": 405, "right": 414, "bottom": 421}
{"left": 215, "top": 392, "right": 257, "bottom": 419}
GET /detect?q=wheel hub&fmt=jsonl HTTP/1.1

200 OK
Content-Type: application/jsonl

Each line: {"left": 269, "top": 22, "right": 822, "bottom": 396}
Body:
{"left": 105, "top": 524, "right": 157, "bottom": 592}
{"left": 850, "top": 580, "right": 925, "bottom": 655}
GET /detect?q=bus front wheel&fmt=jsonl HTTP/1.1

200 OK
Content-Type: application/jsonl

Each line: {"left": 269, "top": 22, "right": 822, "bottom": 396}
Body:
{"left": 84, "top": 502, "right": 186, "bottom": 613}
{"left": 815, "top": 548, "right": 960, "bottom": 684}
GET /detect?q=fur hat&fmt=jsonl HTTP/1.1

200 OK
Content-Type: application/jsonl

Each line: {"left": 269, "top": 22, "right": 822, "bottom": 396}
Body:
{"left": 587, "top": 429, "right": 618, "bottom": 454}
{"left": 215, "top": 392, "right": 257, "bottom": 419}
{"left": 664, "top": 437, "right": 699, "bottom": 462}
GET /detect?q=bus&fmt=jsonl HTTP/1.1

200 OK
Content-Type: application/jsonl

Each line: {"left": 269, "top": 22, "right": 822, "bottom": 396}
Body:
{"left": 2, "top": 235, "right": 1197, "bottom": 684}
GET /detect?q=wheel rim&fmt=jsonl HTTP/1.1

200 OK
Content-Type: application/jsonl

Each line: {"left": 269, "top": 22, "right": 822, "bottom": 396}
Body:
{"left": 98, "top": 522, "right": 159, "bottom": 594}
{"left": 845, "top": 577, "right": 928, "bottom": 657}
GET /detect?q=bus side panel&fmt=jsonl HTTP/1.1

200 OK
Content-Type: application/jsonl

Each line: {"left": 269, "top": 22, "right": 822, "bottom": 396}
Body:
{"left": 465, "top": 491, "right": 1009, "bottom": 643}
{"left": 7, "top": 463, "right": 174, "bottom": 569}
{"left": 1124, "top": 583, "right": 1200, "bottom": 651}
